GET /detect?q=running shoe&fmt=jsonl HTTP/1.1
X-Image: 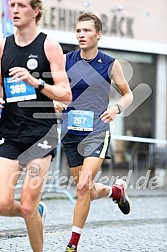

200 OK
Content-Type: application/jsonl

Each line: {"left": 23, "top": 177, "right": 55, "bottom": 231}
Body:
{"left": 38, "top": 201, "right": 47, "bottom": 223}
{"left": 112, "top": 179, "right": 131, "bottom": 215}
{"left": 65, "top": 244, "right": 77, "bottom": 252}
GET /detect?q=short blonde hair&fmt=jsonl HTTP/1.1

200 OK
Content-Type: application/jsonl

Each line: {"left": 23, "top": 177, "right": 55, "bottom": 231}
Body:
{"left": 30, "top": 0, "right": 43, "bottom": 24}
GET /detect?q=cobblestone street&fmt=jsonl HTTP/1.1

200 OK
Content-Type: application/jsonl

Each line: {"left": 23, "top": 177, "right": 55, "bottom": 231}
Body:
{"left": 0, "top": 188, "right": 167, "bottom": 252}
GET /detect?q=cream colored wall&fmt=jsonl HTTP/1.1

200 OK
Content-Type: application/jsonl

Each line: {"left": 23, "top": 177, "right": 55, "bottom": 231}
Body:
{"left": 42, "top": 0, "right": 167, "bottom": 43}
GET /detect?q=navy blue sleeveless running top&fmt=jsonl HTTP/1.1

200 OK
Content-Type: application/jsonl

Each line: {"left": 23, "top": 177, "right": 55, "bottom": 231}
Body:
{"left": 62, "top": 50, "right": 115, "bottom": 136}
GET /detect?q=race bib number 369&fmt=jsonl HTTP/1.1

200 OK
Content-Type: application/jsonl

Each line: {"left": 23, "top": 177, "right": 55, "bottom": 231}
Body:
{"left": 4, "top": 77, "right": 37, "bottom": 103}
{"left": 68, "top": 110, "right": 94, "bottom": 131}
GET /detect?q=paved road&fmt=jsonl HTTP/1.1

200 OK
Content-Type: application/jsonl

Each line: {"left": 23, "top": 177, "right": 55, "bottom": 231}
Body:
{"left": 0, "top": 188, "right": 167, "bottom": 252}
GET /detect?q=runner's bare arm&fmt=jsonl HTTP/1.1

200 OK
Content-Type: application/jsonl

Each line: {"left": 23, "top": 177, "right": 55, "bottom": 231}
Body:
{"left": 8, "top": 37, "right": 72, "bottom": 104}
{"left": 53, "top": 54, "right": 70, "bottom": 112}
{"left": 111, "top": 59, "right": 133, "bottom": 110}
{"left": 100, "top": 59, "right": 133, "bottom": 123}
{"left": 43, "top": 36, "right": 72, "bottom": 104}
{"left": 0, "top": 39, "right": 5, "bottom": 108}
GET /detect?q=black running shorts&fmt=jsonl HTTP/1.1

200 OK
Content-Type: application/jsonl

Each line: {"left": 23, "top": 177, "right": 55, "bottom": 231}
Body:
{"left": 0, "top": 134, "right": 57, "bottom": 167}
{"left": 62, "top": 131, "right": 112, "bottom": 168}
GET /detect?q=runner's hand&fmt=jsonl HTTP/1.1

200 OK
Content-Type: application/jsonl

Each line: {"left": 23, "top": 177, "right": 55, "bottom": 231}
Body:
{"left": 0, "top": 98, "right": 5, "bottom": 108}
{"left": 100, "top": 107, "right": 118, "bottom": 123}
{"left": 53, "top": 101, "right": 67, "bottom": 113}
{"left": 9, "top": 67, "right": 38, "bottom": 87}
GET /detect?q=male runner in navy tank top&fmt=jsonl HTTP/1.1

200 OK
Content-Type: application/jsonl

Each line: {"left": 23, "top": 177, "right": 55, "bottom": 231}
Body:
{"left": 61, "top": 13, "right": 133, "bottom": 252}
{"left": 0, "top": 1, "right": 71, "bottom": 251}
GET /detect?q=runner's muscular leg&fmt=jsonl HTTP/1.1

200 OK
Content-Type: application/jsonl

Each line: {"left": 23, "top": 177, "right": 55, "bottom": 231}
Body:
{"left": 0, "top": 157, "right": 22, "bottom": 216}
{"left": 70, "top": 157, "right": 105, "bottom": 228}
{"left": 20, "top": 155, "right": 51, "bottom": 252}
{"left": 79, "top": 158, "right": 112, "bottom": 201}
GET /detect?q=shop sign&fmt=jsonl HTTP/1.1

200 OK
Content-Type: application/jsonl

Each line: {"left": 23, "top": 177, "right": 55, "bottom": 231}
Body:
{"left": 42, "top": 7, "right": 134, "bottom": 38}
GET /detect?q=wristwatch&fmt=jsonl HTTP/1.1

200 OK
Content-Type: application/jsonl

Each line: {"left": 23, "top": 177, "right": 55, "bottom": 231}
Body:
{"left": 115, "top": 104, "right": 123, "bottom": 114}
{"left": 35, "top": 78, "right": 45, "bottom": 92}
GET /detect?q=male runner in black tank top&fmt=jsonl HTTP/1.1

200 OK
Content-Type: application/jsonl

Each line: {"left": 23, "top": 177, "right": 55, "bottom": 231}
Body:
{"left": 0, "top": 1, "right": 71, "bottom": 251}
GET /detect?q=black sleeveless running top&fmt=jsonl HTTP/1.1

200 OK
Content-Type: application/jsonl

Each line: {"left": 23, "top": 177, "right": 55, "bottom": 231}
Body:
{"left": 0, "top": 32, "right": 56, "bottom": 137}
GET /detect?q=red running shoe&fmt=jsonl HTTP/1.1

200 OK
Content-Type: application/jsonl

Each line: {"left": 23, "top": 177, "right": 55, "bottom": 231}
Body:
{"left": 112, "top": 179, "right": 131, "bottom": 215}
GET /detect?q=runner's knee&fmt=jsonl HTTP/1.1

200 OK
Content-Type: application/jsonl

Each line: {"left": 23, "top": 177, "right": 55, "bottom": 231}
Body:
{"left": 20, "top": 201, "right": 36, "bottom": 219}
{"left": 77, "top": 180, "right": 90, "bottom": 198}
{"left": 0, "top": 199, "right": 13, "bottom": 215}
